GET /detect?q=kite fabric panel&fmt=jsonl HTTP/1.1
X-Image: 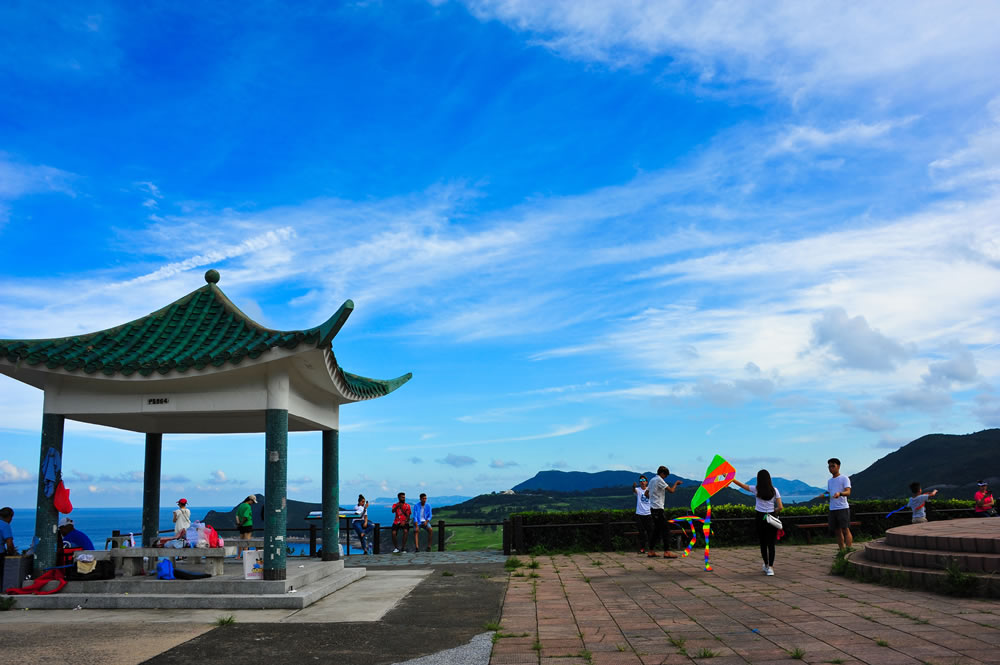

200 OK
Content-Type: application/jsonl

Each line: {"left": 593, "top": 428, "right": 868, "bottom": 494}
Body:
{"left": 690, "top": 454, "right": 736, "bottom": 511}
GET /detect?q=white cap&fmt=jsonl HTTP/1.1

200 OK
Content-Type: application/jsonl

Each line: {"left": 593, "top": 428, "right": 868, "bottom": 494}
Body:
{"left": 58, "top": 517, "right": 74, "bottom": 527}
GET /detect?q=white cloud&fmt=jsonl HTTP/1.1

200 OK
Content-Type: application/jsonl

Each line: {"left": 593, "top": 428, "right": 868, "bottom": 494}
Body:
{"left": 810, "top": 307, "right": 910, "bottom": 372}
{"left": 438, "top": 454, "right": 476, "bottom": 467}
{"left": 0, "top": 460, "right": 33, "bottom": 484}
{"left": 771, "top": 118, "right": 916, "bottom": 154}
{"left": 922, "top": 343, "right": 979, "bottom": 387}
{"left": 930, "top": 96, "right": 1000, "bottom": 191}
{"left": 489, "top": 459, "right": 519, "bottom": 469}
{"left": 456, "top": 1, "right": 1000, "bottom": 99}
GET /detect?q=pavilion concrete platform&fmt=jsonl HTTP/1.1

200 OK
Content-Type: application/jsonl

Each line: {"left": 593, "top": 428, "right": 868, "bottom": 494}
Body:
{"left": 847, "top": 517, "right": 1000, "bottom": 596}
{"left": 6, "top": 559, "right": 364, "bottom": 610}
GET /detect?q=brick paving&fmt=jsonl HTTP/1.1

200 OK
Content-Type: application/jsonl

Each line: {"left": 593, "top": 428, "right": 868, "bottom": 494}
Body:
{"left": 491, "top": 544, "right": 1000, "bottom": 665}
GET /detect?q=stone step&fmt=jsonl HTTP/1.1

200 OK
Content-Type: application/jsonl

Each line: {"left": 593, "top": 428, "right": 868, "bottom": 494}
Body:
{"left": 863, "top": 539, "right": 1000, "bottom": 573}
{"left": 56, "top": 559, "right": 344, "bottom": 595}
{"left": 847, "top": 550, "right": 998, "bottom": 597}
{"left": 885, "top": 521, "right": 1000, "bottom": 553}
{"left": 7, "top": 567, "right": 365, "bottom": 610}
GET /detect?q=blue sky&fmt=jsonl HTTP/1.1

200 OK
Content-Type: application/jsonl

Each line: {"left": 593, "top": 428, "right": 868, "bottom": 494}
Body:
{"left": 2, "top": 1, "right": 1000, "bottom": 508}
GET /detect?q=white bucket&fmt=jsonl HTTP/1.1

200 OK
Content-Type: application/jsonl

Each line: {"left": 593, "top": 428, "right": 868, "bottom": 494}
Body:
{"left": 242, "top": 549, "right": 263, "bottom": 580}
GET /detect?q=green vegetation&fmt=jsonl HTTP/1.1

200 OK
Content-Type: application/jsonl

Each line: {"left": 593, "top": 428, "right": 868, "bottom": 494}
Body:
{"left": 789, "top": 648, "right": 806, "bottom": 659}
{"left": 483, "top": 621, "right": 502, "bottom": 631}
{"left": 527, "top": 558, "right": 540, "bottom": 569}
{"left": 876, "top": 639, "right": 889, "bottom": 647}
{"left": 441, "top": 570, "right": 454, "bottom": 576}
{"left": 504, "top": 557, "right": 524, "bottom": 570}
{"left": 943, "top": 558, "right": 978, "bottom": 596}
{"left": 696, "top": 647, "right": 718, "bottom": 658}
{"left": 215, "top": 614, "right": 236, "bottom": 626}
{"left": 830, "top": 548, "right": 854, "bottom": 576}
{"left": 0, "top": 597, "right": 15, "bottom": 611}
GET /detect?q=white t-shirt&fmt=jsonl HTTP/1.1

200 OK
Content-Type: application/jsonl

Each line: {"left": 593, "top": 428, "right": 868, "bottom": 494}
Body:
{"left": 751, "top": 486, "right": 781, "bottom": 513}
{"left": 907, "top": 495, "right": 928, "bottom": 520}
{"left": 173, "top": 507, "right": 191, "bottom": 535}
{"left": 648, "top": 475, "right": 668, "bottom": 509}
{"left": 828, "top": 475, "right": 851, "bottom": 510}
{"left": 634, "top": 486, "right": 651, "bottom": 516}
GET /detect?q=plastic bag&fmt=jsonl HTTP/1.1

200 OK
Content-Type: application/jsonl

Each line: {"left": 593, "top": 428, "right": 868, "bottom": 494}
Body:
{"left": 156, "top": 558, "right": 175, "bottom": 580}
{"left": 53, "top": 480, "right": 73, "bottom": 514}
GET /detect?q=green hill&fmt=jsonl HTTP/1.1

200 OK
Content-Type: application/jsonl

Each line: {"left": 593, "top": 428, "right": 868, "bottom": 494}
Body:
{"left": 849, "top": 429, "right": 1000, "bottom": 499}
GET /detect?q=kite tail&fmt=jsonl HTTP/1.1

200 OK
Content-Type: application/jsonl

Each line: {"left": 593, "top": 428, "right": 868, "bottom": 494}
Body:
{"left": 703, "top": 500, "right": 712, "bottom": 571}
{"left": 668, "top": 517, "right": 699, "bottom": 558}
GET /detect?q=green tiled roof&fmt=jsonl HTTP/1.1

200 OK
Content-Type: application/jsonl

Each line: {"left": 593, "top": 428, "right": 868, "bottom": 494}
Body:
{"left": 0, "top": 272, "right": 410, "bottom": 397}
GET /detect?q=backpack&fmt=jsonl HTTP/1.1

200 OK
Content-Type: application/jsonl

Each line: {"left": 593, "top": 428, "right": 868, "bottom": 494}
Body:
{"left": 156, "top": 558, "right": 175, "bottom": 580}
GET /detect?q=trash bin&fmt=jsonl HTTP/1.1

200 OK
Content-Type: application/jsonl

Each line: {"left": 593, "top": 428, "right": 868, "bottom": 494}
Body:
{"left": 242, "top": 549, "right": 263, "bottom": 580}
{"left": 3, "top": 555, "right": 34, "bottom": 591}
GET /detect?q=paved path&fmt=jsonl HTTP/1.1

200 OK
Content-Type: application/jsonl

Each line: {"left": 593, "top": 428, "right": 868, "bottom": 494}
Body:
{"left": 346, "top": 550, "right": 508, "bottom": 566}
{"left": 491, "top": 544, "right": 1000, "bottom": 665}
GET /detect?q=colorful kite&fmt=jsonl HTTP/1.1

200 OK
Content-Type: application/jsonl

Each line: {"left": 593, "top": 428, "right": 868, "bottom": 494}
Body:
{"left": 668, "top": 454, "right": 736, "bottom": 572}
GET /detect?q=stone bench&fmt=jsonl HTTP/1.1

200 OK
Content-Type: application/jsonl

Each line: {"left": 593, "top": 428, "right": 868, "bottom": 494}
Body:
{"left": 107, "top": 548, "right": 228, "bottom": 576}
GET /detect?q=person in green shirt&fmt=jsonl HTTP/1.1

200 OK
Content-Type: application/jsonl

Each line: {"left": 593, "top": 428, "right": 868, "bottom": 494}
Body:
{"left": 235, "top": 495, "right": 257, "bottom": 557}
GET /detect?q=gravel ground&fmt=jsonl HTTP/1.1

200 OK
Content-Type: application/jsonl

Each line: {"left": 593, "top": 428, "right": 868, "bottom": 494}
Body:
{"left": 389, "top": 632, "right": 493, "bottom": 665}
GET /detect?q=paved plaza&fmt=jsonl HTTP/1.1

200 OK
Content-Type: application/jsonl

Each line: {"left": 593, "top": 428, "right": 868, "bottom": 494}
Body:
{"left": 492, "top": 544, "right": 1000, "bottom": 665}
{"left": 4, "top": 544, "right": 1000, "bottom": 664}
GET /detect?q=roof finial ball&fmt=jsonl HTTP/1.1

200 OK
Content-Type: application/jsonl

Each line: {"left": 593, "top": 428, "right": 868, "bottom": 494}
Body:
{"left": 205, "top": 269, "right": 221, "bottom": 284}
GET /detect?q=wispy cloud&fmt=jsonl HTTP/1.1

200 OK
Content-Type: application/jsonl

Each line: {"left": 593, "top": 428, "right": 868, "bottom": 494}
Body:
{"left": 387, "top": 419, "right": 595, "bottom": 451}
{"left": 457, "top": 1, "right": 1000, "bottom": 99}
{"left": 771, "top": 118, "right": 917, "bottom": 154}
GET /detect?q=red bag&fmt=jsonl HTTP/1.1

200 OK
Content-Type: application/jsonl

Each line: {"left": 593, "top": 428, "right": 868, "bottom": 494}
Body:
{"left": 53, "top": 480, "right": 73, "bottom": 514}
{"left": 204, "top": 524, "right": 220, "bottom": 548}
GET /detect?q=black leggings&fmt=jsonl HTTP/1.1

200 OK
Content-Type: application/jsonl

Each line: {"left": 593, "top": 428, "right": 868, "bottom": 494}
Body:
{"left": 635, "top": 514, "right": 652, "bottom": 550}
{"left": 649, "top": 508, "right": 667, "bottom": 551}
{"left": 756, "top": 511, "right": 777, "bottom": 566}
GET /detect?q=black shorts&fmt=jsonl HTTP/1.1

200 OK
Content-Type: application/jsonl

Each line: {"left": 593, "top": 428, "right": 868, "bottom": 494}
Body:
{"left": 391, "top": 523, "right": 409, "bottom": 533}
{"left": 828, "top": 508, "right": 851, "bottom": 530}
{"left": 239, "top": 525, "right": 254, "bottom": 534}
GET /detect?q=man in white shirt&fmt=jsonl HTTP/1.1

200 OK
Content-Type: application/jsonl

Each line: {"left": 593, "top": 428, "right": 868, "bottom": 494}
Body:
{"left": 825, "top": 458, "right": 852, "bottom": 550}
{"left": 646, "top": 465, "right": 683, "bottom": 558}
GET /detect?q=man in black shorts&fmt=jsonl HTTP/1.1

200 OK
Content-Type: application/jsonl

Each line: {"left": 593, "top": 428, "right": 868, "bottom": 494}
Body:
{"left": 391, "top": 492, "right": 411, "bottom": 553}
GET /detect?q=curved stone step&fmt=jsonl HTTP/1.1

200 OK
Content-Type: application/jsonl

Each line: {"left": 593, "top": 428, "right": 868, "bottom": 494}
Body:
{"left": 863, "top": 538, "right": 1000, "bottom": 573}
{"left": 846, "top": 550, "right": 998, "bottom": 597}
{"left": 884, "top": 518, "right": 1000, "bottom": 553}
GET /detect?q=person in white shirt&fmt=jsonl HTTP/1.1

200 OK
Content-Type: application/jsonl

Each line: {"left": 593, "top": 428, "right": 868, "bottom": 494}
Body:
{"left": 646, "top": 465, "right": 683, "bottom": 558}
{"left": 632, "top": 476, "right": 652, "bottom": 554}
{"left": 731, "top": 470, "right": 783, "bottom": 576}
{"left": 814, "top": 458, "right": 852, "bottom": 550}
{"left": 173, "top": 498, "right": 191, "bottom": 538}
{"left": 352, "top": 494, "right": 374, "bottom": 555}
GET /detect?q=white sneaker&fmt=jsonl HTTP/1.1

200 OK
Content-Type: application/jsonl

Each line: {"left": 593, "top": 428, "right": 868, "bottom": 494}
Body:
{"left": 762, "top": 562, "right": 768, "bottom": 573}
{"left": 765, "top": 566, "right": 774, "bottom": 576}
{"left": 392, "top": 548, "right": 399, "bottom": 553}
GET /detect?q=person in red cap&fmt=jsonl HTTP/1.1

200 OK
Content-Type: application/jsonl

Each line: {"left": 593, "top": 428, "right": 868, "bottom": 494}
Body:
{"left": 173, "top": 498, "right": 191, "bottom": 538}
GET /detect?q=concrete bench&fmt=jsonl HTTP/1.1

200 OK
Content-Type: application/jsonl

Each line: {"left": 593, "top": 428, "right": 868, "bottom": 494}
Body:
{"left": 108, "top": 547, "right": 228, "bottom": 576}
